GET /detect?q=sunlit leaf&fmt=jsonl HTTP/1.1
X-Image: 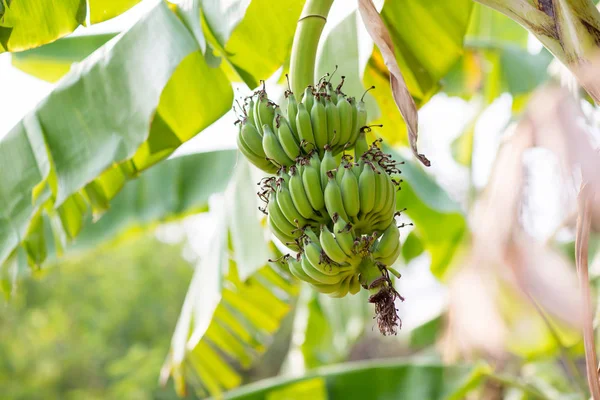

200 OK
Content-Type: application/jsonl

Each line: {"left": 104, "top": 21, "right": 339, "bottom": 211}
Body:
{"left": 88, "top": 0, "right": 141, "bottom": 24}
{"left": 298, "top": 289, "right": 370, "bottom": 369}
{"left": 364, "top": 0, "right": 473, "bottom": 146}
{"left": 223, "top": 358, "right": 491, "bottom": 400}
{"left": 0, "top": 1, "right": 232, "bottom": 269}
{"left": 0, "top": 0, "right": 85, "bottom": 53}
{"left": 206, "top": 0, "right": 305, "bottom": 88}
{"left": 11, "top": 33, "right": 117, "bottom": 82}
{"left": 71, "top": 150, "right": 238, "bottom": 252}
{"left": 389, "top": 149, "right": 467, "bottom": 279}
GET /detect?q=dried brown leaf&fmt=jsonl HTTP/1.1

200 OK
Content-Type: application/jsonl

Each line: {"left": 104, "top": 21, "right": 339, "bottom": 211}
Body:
{"left": 357, "top": 0, "right": 430, "bottom": 166}
{"left": 576, "top": 184, "right": 600, "bottom": 398}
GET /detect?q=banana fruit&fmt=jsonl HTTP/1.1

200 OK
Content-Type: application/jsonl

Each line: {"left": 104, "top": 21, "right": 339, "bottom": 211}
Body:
{"left": 238, "top": 77, "right": 405, "bottom": 327}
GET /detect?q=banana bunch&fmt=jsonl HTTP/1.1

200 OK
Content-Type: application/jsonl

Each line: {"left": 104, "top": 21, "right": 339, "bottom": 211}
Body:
{"left": 238, "top": 77, "right": 406, "bottom": 335}
{"left": 322, "top": 144, "right": 399, "bottom": 237}
{"left": 237, "top": 79, "right": 369, "bottom": 174}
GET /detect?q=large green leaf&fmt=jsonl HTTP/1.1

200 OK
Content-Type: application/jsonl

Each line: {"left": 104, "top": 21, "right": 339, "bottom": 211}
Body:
{"left": 222, "top": 358, "right": 490, "bottom": 400}
{"left": 71, "top": 150, "right": 238, "bottom": 252}
{"left": 204, "top": 0, "right": 305, "bottom": 88}
{"left": 390, "top": 150, "right": 467, "bottom": 279}
{"left": 0, "top": 1, "right": 232, "bottom": 269}
{"left": 364, "top": 0, "right": 473, "bottom": 145}
{"left": 298, "top": 289, "right": 371, "bottom": 369}
{"left": 11, "top": 33, "right": 117, "bottom": 82}
{"left": 88, "top": 0, "right": 141, "bottom": 24}
{"left": 0, "top": 0, "right": 141, "bottom": 53}
{"left": 442, "top": 4, "right": 552, "bottom": 103}
{"left": 0, "top": 0, "right": 85, "bottom": 52}
{"left": 161, "top": 189, "right": 299, "bottom": 398}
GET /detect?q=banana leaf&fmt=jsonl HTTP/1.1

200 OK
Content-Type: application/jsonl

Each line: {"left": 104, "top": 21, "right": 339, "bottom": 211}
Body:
{"left": 221, "top": 358, "right": 490, "bottom": 400}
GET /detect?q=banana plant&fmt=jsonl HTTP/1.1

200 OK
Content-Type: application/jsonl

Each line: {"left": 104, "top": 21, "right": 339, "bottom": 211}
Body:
{"left": 3, "top": 0, "right": 600, "bottom": 399}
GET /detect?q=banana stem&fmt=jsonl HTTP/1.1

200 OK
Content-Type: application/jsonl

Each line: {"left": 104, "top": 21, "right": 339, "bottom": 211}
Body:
{"left": 289, "top": 0, "right": 335, "bottom": 96}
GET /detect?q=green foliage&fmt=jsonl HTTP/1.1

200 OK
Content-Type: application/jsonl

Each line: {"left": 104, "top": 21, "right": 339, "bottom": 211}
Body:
{"left": 222, "top": 359, "right": 491, "bottom": 400}
{"left": 364, "top": 0, "right": 474, "bottom": 145}
{"left": 0, "top": 234, "right": 191, "bottom": 399}
{"left": 0, "top": 0, "right": 139, "bottom": 53}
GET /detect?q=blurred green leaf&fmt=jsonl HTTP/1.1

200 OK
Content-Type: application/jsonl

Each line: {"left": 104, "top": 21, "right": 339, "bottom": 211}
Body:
{"left": 222, "top": 358, "right": 491, "bottom": 400}
{"left": 389, "top": 149, "right": 467, "bottom": 279}
{"left": 162, "top": 174, "right": 300, "bottom": 397}
{"left": 442, "top": 4, "right": 552, "bottom": 102}
{"left": 0, "top": 234, "right": 192, "bottom": 399}
{"left": 71, "top": 150, "right": 238, "bottom": 253}
{"left": 207, "top": 0, "right": 305, "bottom": 88}
{"left": 226, "top": 159, "right": 270, "bottom": 280}
{"left": 11, "top": 33, "right": 117, "bottom": 82}
{"left": 299, "top": 289, "right": 371, "bottom": 369}
{"left": 0, "top": 0, "right": 143, "bottom": 53}
{"left": 0, "top": 1, "right": 233, "bottom": 270}
{"left": 466, "top": 3, "right": 529, "bottom": 48}
{"left": 88, "top": 0, "right": 141, "bottom": 24}
{"left": 402, "top": 230, "right": 425, "bottom": 263}
{"left": 364, "top": 0, "right": 473, "bottom": 145}
{"left": 410, "top": 316, "right": 442, "bottom": 349}
{"left": 0, "top": 0, "right": 85, "bottom": 53}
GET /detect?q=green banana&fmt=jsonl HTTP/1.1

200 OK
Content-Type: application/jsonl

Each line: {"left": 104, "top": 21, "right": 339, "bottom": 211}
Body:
{"left": 268, "top": 192, "right": 298, "bottom": 234}
{"left": 376, "top": 240, "right": 401, "bottom": 267}
{"left": 303, "top": 226, "right": 320, "bottom": 244}
{"left": 296, "top": 103, "right": 316, "bottom": 151}
{"left": 348, "top": 97, "right": 360, "bottom": 146}
{"left": 288, "top": 256, "right": 319, "bottom": 284}
{"left": 277, "top": 185, "right": 306, "bottom": 227}
{"left": 241, "top": 121, "right": 266, "bottom": 157}
{"left": 286, "top": 92, "right": 299, "bottom": 139}
{"left": 372, "top": 165, "right": 389, "bottom": 214}
{"left": 341, "top": 166, "right": 360, "bottom": 218}
{"left": 276, "top": 117, "right": 301, "bottom": 160}
{"left": 302, "top": 161, "right": 325, "bottom": 211}
{"left": 305, "top": 240, "right": 349, "bottom": 276}
{"left": 301, "top": 255, "right": 344, "bottom": 285}
{"left": 320, "top": 147, "right": 337, "bottom": 191}
{"left": 333, "top": 215, "right": 356, "bottom": 258}
{"left": 311, "top": 98, "right": 328, "bottom": 155}
{"left": 335, "top": 163, "right": 346, "bottom": 186}
{"left": 349, "top": 275, "right": 361, "bottom": 295}
{"left": 302, "top": 87, "right": 315, "bottom": 110}
{"left": 289, "top": 166, "right": 315, "bottom": 219}
{"left": 326, "top": 83, "right": 338, "bottom": 104}
{"left": 336, "top": 97, "right": 353, "bottom": 147}
{"left": 246, "top": 98, "right": 257, "bottom": 128}
{"left": 312, "top": 281, "right": 343, "bottom": 294}
{"left": 237, "top": 131, "right": 278, "bottom": 174}
{"left": 320, "top": 225, "right": 351, "bottom": 264}
{"left": 262, "top": 124, "right": 294, "bottom": 168}
{"left": 256, "top": 93, "right": 275, "bottom": 134}
{"left": 358, "top": 163, "right": 376, "bottom": 215}
{"left": 354, "top": 130, "right": 369, "bottom": 159}
{"left": 330, "top": 274, "right": 352, "bottom": 298}
{"left": 372, "top": 222, "right": 400, "bottom": 259}
{"left": 324, "top": 172, "right": 349, "bottom": 224}
{"left": 325, "top": 100, "right": 340, "bottom": 148}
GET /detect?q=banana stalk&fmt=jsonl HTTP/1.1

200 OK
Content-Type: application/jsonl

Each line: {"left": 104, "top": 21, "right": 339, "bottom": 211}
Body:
{"left": 475, "top": 0, "right": 600, "bottom": 102}
{"left": 289, "top": 0, "right": 335, "bottom": 95}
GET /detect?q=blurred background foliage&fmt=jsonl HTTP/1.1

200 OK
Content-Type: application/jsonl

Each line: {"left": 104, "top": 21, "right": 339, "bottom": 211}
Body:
{"left": 0, "top": 235, "right": 191, "bottom": 400}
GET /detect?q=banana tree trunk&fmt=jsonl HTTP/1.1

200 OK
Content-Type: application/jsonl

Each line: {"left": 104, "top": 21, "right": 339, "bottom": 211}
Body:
{"left": 475, "top": 0, "right": 600, "bottom": 102}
